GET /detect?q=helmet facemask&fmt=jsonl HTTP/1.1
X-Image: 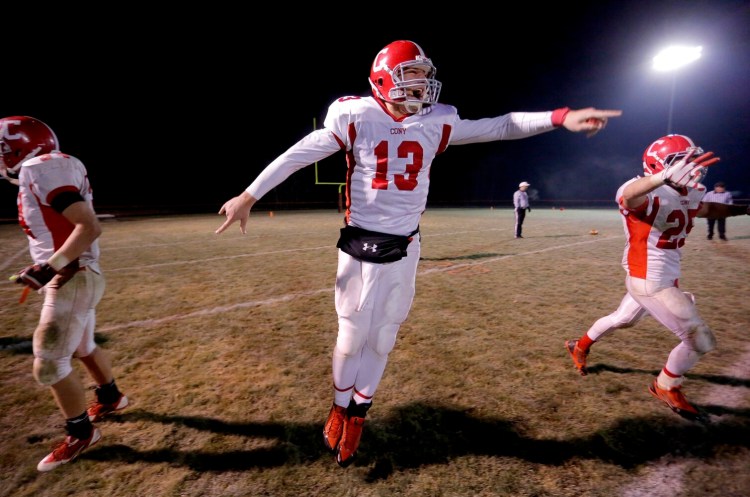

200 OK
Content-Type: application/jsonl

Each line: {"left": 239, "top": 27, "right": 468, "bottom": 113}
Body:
{"left": 0, "top": 140, "right": 20, "bottom": 179}
{"left": 656, "top": 146, "right": 705, "bottom": 183}
{"left": 0, "top": 141, "right": 42, "bottom": 178}
{"left": 665, "top": 147, "right": 707, "bottom": 186}
{"left": 369, "top": 41, "right": 443, "bottom": 115}
{"left": 388, "top": 60, "right": 442, "bottom": 114}
{"left": 642, "top": 135, "right": 703, "bottom": 184}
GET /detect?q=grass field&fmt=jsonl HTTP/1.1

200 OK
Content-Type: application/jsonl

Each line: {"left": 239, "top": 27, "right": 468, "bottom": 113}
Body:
{"left": 1, "top": 207, "right": 749, "bottom": 497}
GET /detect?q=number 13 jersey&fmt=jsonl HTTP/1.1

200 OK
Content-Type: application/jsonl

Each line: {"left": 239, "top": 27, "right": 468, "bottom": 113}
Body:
{"left": 247, "top": 96, "right": 559, "bottom": 236}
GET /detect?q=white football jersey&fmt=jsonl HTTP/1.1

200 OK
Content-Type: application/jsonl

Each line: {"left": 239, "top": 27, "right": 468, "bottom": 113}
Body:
{"left": 16, "top": 152, "right": 100, "bottom": 268}
{"left": 247, "top": 96, "right": 557, "bottom": 235}
{"left": 616, "top": 178, "right": 704, "bottom": 282}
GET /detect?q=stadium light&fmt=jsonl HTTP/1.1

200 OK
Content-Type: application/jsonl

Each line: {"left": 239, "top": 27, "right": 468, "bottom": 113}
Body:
{"left": 652, "top": 45, "right": 703, "bottom": 134}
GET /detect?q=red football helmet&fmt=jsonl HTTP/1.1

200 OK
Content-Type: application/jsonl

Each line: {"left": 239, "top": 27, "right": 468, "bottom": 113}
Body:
{"left": 642, "top": 134, "right": 703, "bottom": 176}
{"left": 0, "top": 116, "right": 59, "bottom": 178}
{"left": 369, "top": 40, "right": 442, "bottom": 114}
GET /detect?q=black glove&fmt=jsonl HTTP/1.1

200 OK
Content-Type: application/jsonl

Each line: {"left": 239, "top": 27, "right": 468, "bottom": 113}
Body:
{"left": 527, "top": 207, "right": 531, "bottom": 213}
{"left": 12, "top": 263, "right": 57, "bottom": 290}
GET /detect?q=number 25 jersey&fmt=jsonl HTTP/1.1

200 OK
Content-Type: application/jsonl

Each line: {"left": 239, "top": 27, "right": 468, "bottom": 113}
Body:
{"left": 617, "top": 178, "right": 704, "bottom": 283}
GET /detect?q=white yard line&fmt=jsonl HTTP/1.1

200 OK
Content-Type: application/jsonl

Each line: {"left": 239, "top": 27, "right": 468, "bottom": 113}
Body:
{"left": 100, "top": 236, "right": 615, "bottom": 331}
{"left": 98, "top": 288, "right": 332, "bottom": 332}
{"left": 106, "top": 245, "right": 333, "bottom": 272}
{"left": 419, "top": 236, "right": 611, "bottom": 275}
{"left": 0, "top": 246, "right": 30, "bottom": 272}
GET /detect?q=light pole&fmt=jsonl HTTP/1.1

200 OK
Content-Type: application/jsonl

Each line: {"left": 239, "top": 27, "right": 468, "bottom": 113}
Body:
{"left": 652, "top": 45, "right": 702, "bottom": 134}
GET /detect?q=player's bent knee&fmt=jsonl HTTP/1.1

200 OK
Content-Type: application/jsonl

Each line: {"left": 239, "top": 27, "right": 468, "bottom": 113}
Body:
{"left": 682, "top": 291, "right": 696, "bottom": 304}
{"left": 33, "top": 357, "right": 73, "bottom": 386}
{"left": 74, "top": 340, "right": 97, "bottom": 358}
{"left": 74, "top": 338, "right": 100, "bottom": 360}
{"left": 691, "top": 325, "right": 716, "bottom": 354}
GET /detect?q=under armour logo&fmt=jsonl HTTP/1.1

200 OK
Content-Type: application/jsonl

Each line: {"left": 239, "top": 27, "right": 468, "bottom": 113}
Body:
{"left": 362, "top": 243, "right": 378, "bottom": 253}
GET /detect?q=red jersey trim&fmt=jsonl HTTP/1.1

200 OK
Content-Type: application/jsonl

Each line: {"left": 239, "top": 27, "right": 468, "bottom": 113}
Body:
{"left": 436, "top": 124, "right": 452, "bottom": 155}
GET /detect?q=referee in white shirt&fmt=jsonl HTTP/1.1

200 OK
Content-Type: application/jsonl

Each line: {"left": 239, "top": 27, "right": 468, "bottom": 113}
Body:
{"left": 513, "top": 181, "right": 531, "bottom": 238}
{"left": 702, "top": 181, "right": 733, "bottom": 240}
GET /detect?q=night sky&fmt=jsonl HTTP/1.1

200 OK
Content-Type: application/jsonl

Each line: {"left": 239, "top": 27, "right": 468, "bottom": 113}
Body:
{"left": 2, "top": 1, "right": 748, "bottom": 219}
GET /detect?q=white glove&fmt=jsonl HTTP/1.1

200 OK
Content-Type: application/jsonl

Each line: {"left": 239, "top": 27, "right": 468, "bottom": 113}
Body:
{"left": 654, "top": 150, "right": 720, "bottom": 191}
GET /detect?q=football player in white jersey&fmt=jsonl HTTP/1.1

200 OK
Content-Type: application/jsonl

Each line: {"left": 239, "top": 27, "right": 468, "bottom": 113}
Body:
{"left": 1, "top": 116, "right": 129, "bottom": 471}
{"left": 565, "top": 134, "right": 750, "bottom": 421}
{"left": 215, "top": 40, "right": 623, "bottom": 467}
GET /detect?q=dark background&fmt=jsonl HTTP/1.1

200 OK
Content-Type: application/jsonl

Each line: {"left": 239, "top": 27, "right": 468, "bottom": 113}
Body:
{"left": 2, "top": 1, "right": 748, "bottom": 219}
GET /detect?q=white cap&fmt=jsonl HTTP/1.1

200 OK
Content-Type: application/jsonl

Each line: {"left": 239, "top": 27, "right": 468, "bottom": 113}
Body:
{"left": 519, "top": 181, "right": 531, "bottom": 188}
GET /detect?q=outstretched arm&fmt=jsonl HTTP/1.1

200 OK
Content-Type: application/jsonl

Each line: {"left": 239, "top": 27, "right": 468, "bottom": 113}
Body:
{"left": 450, "top": 106, "right": 623, "bottom": 145}
{"left": 697, "top": 201, "right": 750, "bottom": 219}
